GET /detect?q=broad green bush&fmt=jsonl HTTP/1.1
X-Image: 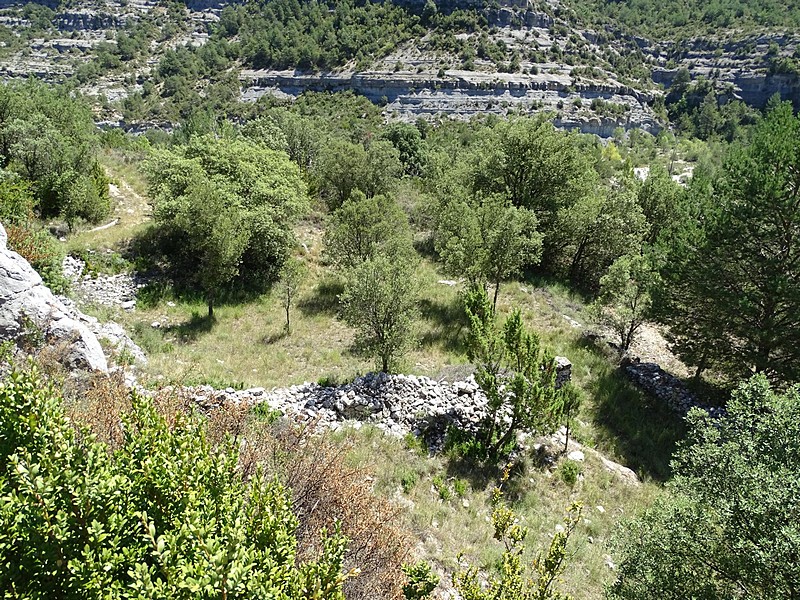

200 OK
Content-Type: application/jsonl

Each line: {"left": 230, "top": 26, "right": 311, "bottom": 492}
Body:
{"left": 0, "top": 365, "right": 350, "bottom": 598}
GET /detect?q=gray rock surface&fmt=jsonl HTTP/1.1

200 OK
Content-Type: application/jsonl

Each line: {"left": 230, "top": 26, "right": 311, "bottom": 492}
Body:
{"left": 623, "top": 360, "right": 725, "bottom": 418}
{"left": 62, "top": 254, "right": 146, "bottom": 309}
{"left": 0, "top": 223, "right": 108, "bottom": 372}
{"left": 188, "top": 359, "right": 572, "bottom": 452}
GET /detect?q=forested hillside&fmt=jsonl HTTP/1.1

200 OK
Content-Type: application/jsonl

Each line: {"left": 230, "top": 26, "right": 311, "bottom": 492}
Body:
{"left": 1, "top": 1, "right": 799, "bottom": 598}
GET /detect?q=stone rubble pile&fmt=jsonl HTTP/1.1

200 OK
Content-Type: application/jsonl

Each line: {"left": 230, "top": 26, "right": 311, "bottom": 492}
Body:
{"left": 189, "top": 361, "right": 572, "bottom": 451}
{"left": 623, "top": 361, "right": 725, "bottom": 418}
{"left": 62, "top": 255, "right": 146, "bottom": 310}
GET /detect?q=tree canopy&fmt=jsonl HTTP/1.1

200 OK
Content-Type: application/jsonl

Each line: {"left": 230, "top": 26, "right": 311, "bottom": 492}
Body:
{"left": 146, "top": 135, "right": 308, "bottom": 313}
{"left": 657, "top": 101, "right": 800, "bottom": 384}
{"left": 610, "top": 375, "right": 800, "bottom": 600}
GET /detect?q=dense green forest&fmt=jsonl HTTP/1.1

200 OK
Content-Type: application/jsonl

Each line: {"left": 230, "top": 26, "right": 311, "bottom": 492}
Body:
{"left": 573, "top": 0, "right": 800, "bottom": 36}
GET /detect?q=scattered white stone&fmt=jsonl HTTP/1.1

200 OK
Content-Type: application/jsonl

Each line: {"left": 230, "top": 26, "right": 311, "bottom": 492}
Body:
{"left": 437, "top": 279, "right": 457, "bottom": 286}
{"left": 567, "top": 450, "right": 585, "bottom": 462}
{"left": 150, "top": 321, "right": 161, "bottom": 328}
{"left": 167, "top": 301, "right": 176, "bottom": 307}
{"left": 596, "top": 505, "right": 606, "bottom": 514}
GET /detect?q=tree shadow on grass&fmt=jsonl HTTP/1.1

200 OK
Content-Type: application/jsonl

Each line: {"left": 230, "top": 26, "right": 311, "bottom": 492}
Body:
{"left": 418, "top": 297, "right": 469, "bottom": 354}
{"left": 165, "top": 311, "right": 215, "bottom": 343}
{"left": 262, "top": 329, "right": 288, "bottom": 345}
{"left": 298, "top": 278, "right": 344, "bottom": 317}
{"left": 578, "top": 336, "right": 686, "bottom": 482}
{"left": 442, "top": 441, "right": 534, "bottom": 498}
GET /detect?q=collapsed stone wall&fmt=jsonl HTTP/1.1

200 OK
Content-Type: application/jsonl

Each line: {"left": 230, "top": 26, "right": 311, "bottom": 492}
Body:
{"left": 623, "top": 360, "right": 725, "bottom": 418}
{"left": 188, "top": 360, "right": 572, "bottom": 451}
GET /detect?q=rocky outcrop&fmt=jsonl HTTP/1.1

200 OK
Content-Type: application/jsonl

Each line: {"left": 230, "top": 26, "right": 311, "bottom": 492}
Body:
{"left": 62, "top": 254, "right": 145, "bottom": 310}
{"left": 55, "top": 10, "right": 121, "bottom": 31}
{"left": 240, "top": 69, "right": 661, "bottom": 135}
{"left": 0, "top": 223, "right": 108, "bottom": 372}
{"left": 189, "top": 360, "right": 572, "bottom": 451}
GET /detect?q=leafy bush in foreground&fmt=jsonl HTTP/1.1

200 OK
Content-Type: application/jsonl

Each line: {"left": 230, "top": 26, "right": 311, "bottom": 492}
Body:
{"left": 610, "top": 375, "right": 800, "bottom": 599}
{"left": 0, "top": 365, "right": 350, "bottom": 598}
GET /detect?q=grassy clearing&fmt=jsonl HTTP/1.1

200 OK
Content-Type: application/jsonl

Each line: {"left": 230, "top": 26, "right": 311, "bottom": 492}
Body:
{"left": 65, "top": 149, "right": 152, "bottom": 254}
{"left": 332, "top": 425, "right": 661, "bottom": 600}
{"left": 104, "top": 250, "right": 470, "bottom": 389}
{"left": 66, "top": 163, "right": 683, "bottom": 598}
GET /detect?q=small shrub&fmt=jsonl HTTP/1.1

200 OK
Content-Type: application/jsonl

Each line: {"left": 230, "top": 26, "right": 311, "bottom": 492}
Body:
{"left": 403, "top": 432, "right": 427, "bottom": 455}
{"left": 131, "top": 321, "right": 173, "bottom": 355}
{"left": 453, "top": 478, "right": 468, "bottom": 498}
{"left": 454, "top": 468, "right": 581, "bottom": 600}
{"left": 0, "top": 364, "right": 350, "bottom": 597}
{"left": 400, "top": 469, "right": 418, "bottom": 494}
{"left": 402, "top": 560, "right": 440, "bottom": 600}
{"left": 559, "top": 459, "right": 581, "bottom": 486}
{"left": 250, "top": 401, "right": 282, "bottom": 424}
{"left": 432, "top": 474, "right": 451, "bottom": 500}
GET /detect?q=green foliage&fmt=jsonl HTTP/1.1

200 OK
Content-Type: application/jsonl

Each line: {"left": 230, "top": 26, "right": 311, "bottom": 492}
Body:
{"left": 454, "top": 472, "right": 580, "bottom": 600}
{"left": 340, "top": 251, "right": 421, "bottom": 373}
{"left": 2, "top": 183, "right": 70, "bottom": 293}
{"left": 400, "top": 470, "right": 418, "bottom": 494}
{"left": 657, "top": 102, "right": 800, "bottom": 383}
{"left": 573, "top": 0, "right": 800, "bottom": 38}
{"left": 553, "top": 181, "right": 647, "bottom": 290}
{"left": 635, "top": 165, "right": 683, "bottom": 246}
{"left": 222, "top": 0, "right": 424, "bottom": 71}
{"left": 610, "top": 375, "right": 800, "bottom": 599}
{"left": 0, "top": 365, "right": 350, "bottom": 598}
{"left": 325, "top": 191, "right": 412, "bottom": 268}
{"left": 278, "top": 256, "right": 306, "bottom": 334}
{"left": 250, "top": 401, "right": 282, "bottom": 424}
{"left": 382, "top": 123, "right": 428, "bottom": 177}
{"left": 435, "top": 193, "right": 542, "bottom": 309}
{"left": 146, "top": 135, "right": 308, "bottom": 307}
{"left": 178, "top": 179, "right": 251, "bottom": 317}
{"left": 557, "top": 459, "right": 580, "bottom": 487}
{"left": 470, "top": 117, "right": 593, "bottom": 236}
{"left": 402, "top": 560, "right": 439, "bottom": 600}
{"left": 432, "top": 474, "right": 451, "bottom": 500}
{"left": 0, "top": 81, "right": 110, "bottom": 225}
{"left": 315, "top": 138, "right": 402, "bottom": 210}
{"left": 463, "top": 286, "right": 563, "bottom": 459}
{"left": 591, "top": 253, "right": 660, "bottom": 351}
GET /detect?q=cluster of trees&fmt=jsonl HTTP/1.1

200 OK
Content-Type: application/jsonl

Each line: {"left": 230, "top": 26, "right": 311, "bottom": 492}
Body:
{"left": 134, "top": 91, "right": 800, "bottom": 388}
{"left": 611, "top": 375, "right": 800, "bottom": 599}
{"left": 656, "top": 101, "right": 800, "bottom": 384}
{"left": 217, "top": 0, "right": 423, "bottom": 71}
{"left": 0, "top": 81, "right": 109, "bottom": 228}
{"left": 576, "top": 0, "right": 800, "bottom": 37}
{"left": 665, "top": 71, "right": 758, "bottom": 141}
{"left": 425, "top": 115, "right": 666, "bottom": 294}
{"left": 145, "top": 134, "right": 308, "bottom": 317}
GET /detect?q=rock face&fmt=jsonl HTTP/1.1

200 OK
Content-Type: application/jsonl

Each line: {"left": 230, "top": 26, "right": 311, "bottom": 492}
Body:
{"left": 62, "top": 254, "right": 145, "bottom": 310}
{"left": 240, "top": 69, "right": 661, "bottom": 136}
{"left": 0, "top": 223, "right": 108, "bottom": 372}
